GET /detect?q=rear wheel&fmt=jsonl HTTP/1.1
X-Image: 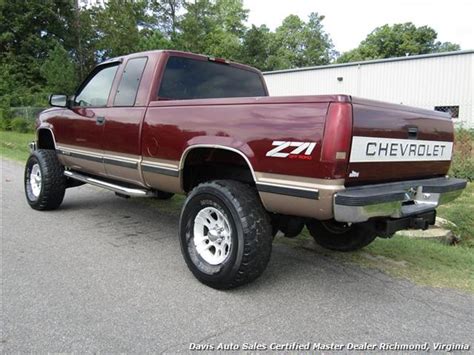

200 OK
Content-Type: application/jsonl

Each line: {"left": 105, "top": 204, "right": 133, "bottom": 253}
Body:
{"left": 24, "top": 150, "right": 66, "bottom": 210}
{"left": 179, "top": 180, "right": 272, "bottom": 289}
{"left": 306, "top": 219, "right": 377, "bottom": 252}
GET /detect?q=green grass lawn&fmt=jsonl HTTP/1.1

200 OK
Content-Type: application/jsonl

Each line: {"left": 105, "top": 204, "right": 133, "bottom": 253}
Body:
{"left": 279, "top": 231, "right": 474, "bottom": 293}
{"left": 1, "top": 129, "right": 473, "bottom": 293}
{"left": 0, "top": 130, "right": 34, "bottom": 162}
{"left": 335, "top": 236, "right": 473, "bottom": 293}
{"left": 438, "top": 183, "right": 474, "bottom": 247}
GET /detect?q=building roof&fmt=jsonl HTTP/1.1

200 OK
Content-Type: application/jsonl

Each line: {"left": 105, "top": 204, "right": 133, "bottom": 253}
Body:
{"left": 263, "top": 49, "right": 474, "bottom": 75}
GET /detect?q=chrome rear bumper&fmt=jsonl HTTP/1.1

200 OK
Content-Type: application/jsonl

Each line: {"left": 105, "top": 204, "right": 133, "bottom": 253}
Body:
{"left": 334, "top": 176, "right": 467, "bottom": 223}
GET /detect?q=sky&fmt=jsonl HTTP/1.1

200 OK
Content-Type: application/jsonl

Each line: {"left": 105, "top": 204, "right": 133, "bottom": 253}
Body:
{"left": 243, "top": 0, "right": 474, "bottom": 53}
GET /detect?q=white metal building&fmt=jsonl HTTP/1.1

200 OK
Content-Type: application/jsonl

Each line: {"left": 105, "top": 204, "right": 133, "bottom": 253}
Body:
{"left": 263, "top": 50, "right": 474, "bottom": 128}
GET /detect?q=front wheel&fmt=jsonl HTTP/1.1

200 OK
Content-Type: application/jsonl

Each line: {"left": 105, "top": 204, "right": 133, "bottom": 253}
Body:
{"left": 24, "top": 150, "right": 66, "bottom": 210}
{"left": 179, "top": 180, "right": 273, "bottom": 289}
{"left": 306, "top": 219, "right": 377, "bottom": 252}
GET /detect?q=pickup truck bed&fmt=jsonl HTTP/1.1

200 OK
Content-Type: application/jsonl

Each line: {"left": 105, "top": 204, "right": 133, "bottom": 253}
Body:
{"left": 24, "top": 50, "right": 466, "bottom": 289}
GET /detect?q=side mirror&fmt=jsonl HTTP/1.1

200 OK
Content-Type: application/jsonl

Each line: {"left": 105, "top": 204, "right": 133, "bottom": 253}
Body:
{"left": 49, "top": 94, "right": 68, "bottom": 108}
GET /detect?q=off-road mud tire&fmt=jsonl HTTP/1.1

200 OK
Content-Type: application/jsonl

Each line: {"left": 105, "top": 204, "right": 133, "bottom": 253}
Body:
{"left": 24, "top": 150, "right": 66, "bottom": 210}
{"left": 179, "top": 180, "right": 272, "bottom": 289}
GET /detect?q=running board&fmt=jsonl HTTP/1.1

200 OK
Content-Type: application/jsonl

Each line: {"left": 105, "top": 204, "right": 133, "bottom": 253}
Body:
{"left": 64, "top": 170, "right": 154, "bottom": 197}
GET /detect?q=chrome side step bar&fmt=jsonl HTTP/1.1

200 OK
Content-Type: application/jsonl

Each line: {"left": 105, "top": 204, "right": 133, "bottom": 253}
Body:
{"left": 64, "top": 170, "right": 154, "bottom": 197}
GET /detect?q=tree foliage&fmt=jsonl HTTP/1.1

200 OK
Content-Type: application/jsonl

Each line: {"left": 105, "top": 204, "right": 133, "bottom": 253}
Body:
{"left": 267, "top": 13, "right": 336, "bottom": 70}
{"left": 148, "top": 0, "right": 184, "bottom": 38}
{"left": 92, "top": 0, "right": 148, "bottom": 60}
{"left": 41, "top": 44, "right": 77, "bottom": 94}
{"left": 241, "top": 25, "right": 273, "bottom": 70}
{"left": 176, "top": 0, "right": 248, "bottom": 59}
{"left": 338, "top": 23, "right": 460, "bottom": 63}
{"left": 0, "top": 0, "right": 76, "bottom": 106}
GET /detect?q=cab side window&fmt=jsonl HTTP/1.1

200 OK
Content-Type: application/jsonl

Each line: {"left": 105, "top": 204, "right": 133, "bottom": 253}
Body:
{"left": 75, "top": 64, "right": 119, "bottom": 107}
{"left": 114, "top": 57, "right": 148, "bottom": 106}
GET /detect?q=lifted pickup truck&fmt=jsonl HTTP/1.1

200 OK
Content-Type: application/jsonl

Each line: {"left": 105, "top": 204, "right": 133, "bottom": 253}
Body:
{"left": 25, "top": 50, "right": 467, "bottom": 289}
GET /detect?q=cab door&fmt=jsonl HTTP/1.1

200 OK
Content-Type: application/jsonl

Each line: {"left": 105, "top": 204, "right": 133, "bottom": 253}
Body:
{"left": 101, "top": 56, "right": 149, "bottom": 186}
{"left": 55, "top": 62, "right": 121, "bottom": 177}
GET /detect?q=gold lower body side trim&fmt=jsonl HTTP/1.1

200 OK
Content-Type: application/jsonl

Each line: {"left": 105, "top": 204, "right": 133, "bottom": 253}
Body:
{"left": 255, "top": 172, "right": 345, "bottom": 220}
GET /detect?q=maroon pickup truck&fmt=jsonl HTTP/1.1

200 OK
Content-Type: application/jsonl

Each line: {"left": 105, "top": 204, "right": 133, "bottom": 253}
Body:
{"left": 25, "top": 50, "right": 466, "bottom": 289}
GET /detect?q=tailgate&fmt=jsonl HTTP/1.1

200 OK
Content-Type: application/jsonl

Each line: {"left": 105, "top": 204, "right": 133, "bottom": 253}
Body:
{"left": 347, "top": 98, "right": 454, "bottom": 185}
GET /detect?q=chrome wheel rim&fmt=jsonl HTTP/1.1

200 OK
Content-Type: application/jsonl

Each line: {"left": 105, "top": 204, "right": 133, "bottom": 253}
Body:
{"left": 193, "top": 207, "right": 232, "bottom": 265}
{"left": 30, "top": 163, "right": 42, "bottom": 197}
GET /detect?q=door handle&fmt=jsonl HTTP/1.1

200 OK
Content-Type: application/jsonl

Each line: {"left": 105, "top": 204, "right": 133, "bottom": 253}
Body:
{"left": 96, "top": 116, "right": 105, "bottom": 126}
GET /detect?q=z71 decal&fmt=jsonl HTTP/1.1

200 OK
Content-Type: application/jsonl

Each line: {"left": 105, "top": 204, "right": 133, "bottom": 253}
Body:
{"left": 266, "top": 141, "right": 317, "bottom": 160}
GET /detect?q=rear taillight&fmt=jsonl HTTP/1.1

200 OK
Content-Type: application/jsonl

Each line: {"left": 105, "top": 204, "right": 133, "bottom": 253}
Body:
{"left": 321, "top": 102, "right": 353, "bottom": 178}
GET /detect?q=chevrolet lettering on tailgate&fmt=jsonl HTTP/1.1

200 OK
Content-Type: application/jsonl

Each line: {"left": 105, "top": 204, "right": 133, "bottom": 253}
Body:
{"left": 350, "top": 136, "right": 453, "bottom": 162}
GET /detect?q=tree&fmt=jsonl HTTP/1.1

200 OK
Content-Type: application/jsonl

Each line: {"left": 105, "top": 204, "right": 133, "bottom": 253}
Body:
{"left": 138, "top": 30, "right": 174, "bottom": 51}
{"left": 304, "top": 13, "right": 338, "bottom": 65}
{"left": 71, "top": 5, "right": 100, "bottom": 81}
{"left": 241, "top": 25, "right": 274, "bottom": 70}
{"left": 338, "top": 23, "right": 461, "bottom": 63}
{"left": 435, "top": 41, "right": 461, "bottom": 53}
{"left": 0, "top": 0, "right": 77, "bottom": 103}
{"left": 214, "top": 0, "right": 248, "bottom": 38}
{"left": 176, "top": 0, "right": 215, "bottom": 54}
{"left": 266, "top": 13, "right": 335, "bottom": 70}
{"left": 177, "top": 0, "right": 248, "bottom": 60}
{"left": 0, "top": 61, "right": 30, "bottom": 108}
{"left": 93, "top": 0, "right": 148, "bottom": 60}
{"left": 41, "top": 44, "right": 77, "bottom": 94}
{"left": 148, "top": 0, "right": 184, "bottom": 39}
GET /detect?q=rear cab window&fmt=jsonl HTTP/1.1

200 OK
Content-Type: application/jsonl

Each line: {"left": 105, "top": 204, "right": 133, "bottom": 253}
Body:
{"left": 158, "top": 56, "right": 267, "bottom": 100}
